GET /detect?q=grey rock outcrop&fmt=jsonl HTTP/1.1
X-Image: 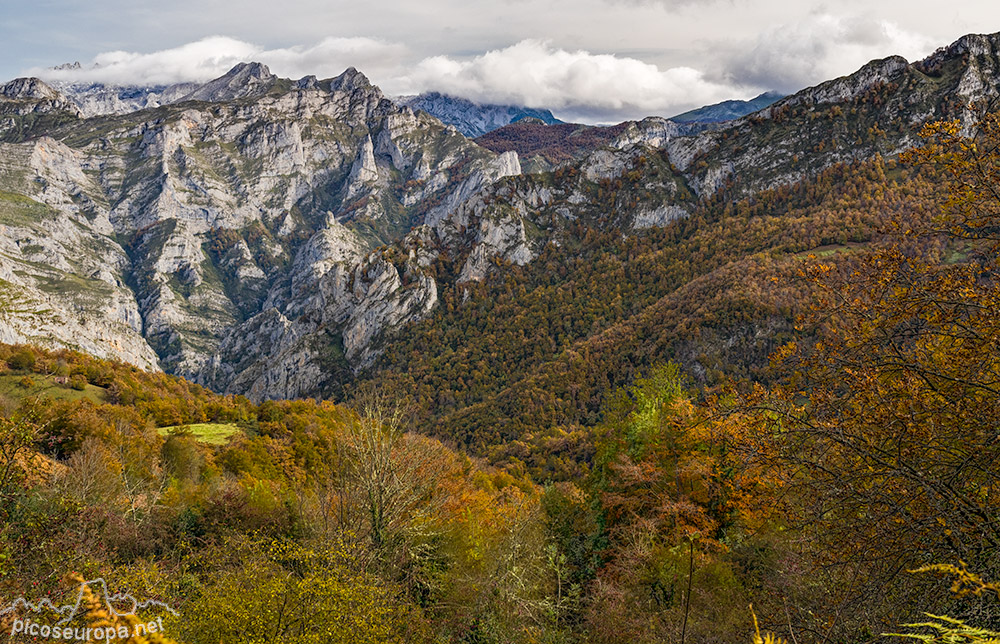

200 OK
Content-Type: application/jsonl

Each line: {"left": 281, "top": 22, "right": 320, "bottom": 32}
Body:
{"left": 0, "top": 137, "right": 158, "bottom": 368}
{"left": 0, "top": 62, "right": 527, "bottom": 399}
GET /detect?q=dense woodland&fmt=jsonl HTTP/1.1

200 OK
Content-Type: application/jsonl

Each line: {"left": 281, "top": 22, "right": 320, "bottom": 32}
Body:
{"left": 474, "top": 121, "right": 628, "bottom": 170}
{"left": 1, "top": 111, "right": 1000, "bottom": 643}
{"left": 366, "top": 149, "right": 940, "bottom": 479}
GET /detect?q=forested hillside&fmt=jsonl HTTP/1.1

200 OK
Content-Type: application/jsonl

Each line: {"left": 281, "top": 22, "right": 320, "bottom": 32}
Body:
{"left": 474, "top": 121, "right": 629, "bottom": 173}
{"left": 362, "top": 152, "right": 942, "bottom": 477}
{"left": 338, "top": 32, "right": 1000, "bottom": 470}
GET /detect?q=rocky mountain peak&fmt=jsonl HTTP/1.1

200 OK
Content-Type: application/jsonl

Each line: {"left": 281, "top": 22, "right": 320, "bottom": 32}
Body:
{"left": 916, "top": 31, "right": 1000, "bottom": 79}
{"left": 1, "top": 77, "right": 65, "bottom": 102}
{"left": 329, "top": 67, "right": 373, "bottom": 93}
{"left": 670, "top": 90, "right": 784, "bottom": 123}
{"left": 0, "top": 77, "right": 82, "bottom": 121}
{"left": 178, "top": 61, "right": 279, "bottom": 103}
{"left": 759, "top": 54, "right": 909, "bottom": 114}
{"left": 229, "top": 61, "right": 274, "bottom": 80}
{"left": 946, "top": 32, "right": 1000, "bottom": 58}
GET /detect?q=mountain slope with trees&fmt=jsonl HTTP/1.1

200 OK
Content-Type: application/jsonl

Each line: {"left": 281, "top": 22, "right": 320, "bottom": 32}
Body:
{"left": 3, "top": 31, "right": 1000, "bottom": 644}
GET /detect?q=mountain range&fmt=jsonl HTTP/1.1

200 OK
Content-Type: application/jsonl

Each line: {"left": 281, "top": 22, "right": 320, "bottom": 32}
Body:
{"left": 669, "top": 90, "right": 785, "bottom": 123}
{"left": 400, "top": 92, "right": 563, "bottom": 137}
{"left": 42, "top": 71, "right": 567, "bottom": 138}
{"left": 0, "top": 31, "right": 998, "bottom": 419}
{"left": 43, "top": 68, "right": 777, "bottom": 138}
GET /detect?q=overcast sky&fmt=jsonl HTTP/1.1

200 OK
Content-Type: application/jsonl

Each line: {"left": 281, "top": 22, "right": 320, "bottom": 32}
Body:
{"left": 2, "top": 0, "right": 998, "bottom": 123}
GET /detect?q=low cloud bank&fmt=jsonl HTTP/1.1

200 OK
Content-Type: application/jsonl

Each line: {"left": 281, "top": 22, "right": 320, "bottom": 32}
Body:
{"left": 23, "top": 14, "right": 940, "bottom": 124}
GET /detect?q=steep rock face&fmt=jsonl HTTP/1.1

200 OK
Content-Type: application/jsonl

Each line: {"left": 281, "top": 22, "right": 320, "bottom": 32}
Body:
{"left": 0, "top": 138, "right": 158, "bottom": 369}
{"left": 0, "top": 63, "right": 523, "bottom": 398}
{"left": 202, "top": 145, "right": 522, "bottom": 399}
{"left": 611, "top": 118, "right": 694, "bottom": 150}
{"left": 0, "top": 281, "right": 159, "bottom": 370}
{"left": 198, "top": 308, "right": 321, "bottom": 403}
{"left": 321, "top": 252, "right": 439, "bottom": 366}
{"left": 632, "top": 204, "right": 689, "bottom": 229}
{"left": 345, "top": 134, "right": 379, "bottom": 199}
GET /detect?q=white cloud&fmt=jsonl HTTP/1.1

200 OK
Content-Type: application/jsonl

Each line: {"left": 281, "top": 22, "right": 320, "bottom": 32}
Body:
{"left": 34, "top": 37, "right": 259, "bottom": 85}
{"left": 17, "top": 13, "right": 947, "bottom": 124}
{"left": 403, "top": 40, "right": 754, "bottom": 121}
{"left": 718, "top": 13, "right": 939, "bottom": 92}
{"left": 27, "top": 35, "right": 759, "bottom": 122}
{"left": 29, "top": 35, "right": 407, "bottom": 87}
{"left": 6, "top": 0, "right": 1000, "bottom": 126}
{"left": 255, "top": 37, "right": 408, "bottom": 81}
